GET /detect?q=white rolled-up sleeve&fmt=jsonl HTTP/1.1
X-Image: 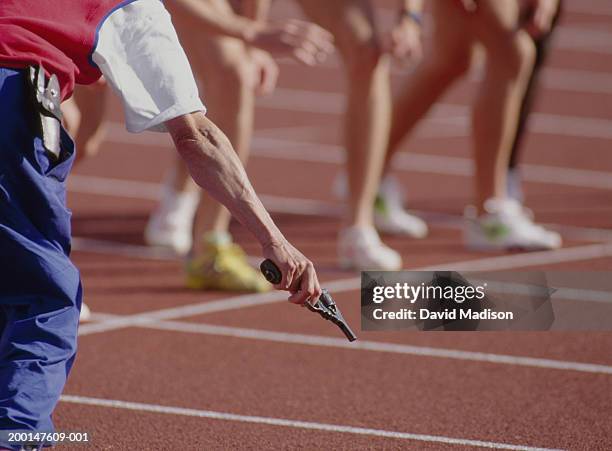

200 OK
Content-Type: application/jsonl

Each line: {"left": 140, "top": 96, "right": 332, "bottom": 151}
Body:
{"left": 91, "top": 0, "right": 205, "bottom": 133}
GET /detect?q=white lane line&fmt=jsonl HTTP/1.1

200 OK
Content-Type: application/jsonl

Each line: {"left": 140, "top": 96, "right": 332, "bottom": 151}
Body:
{"left": 73, "top": 237, "right": 612, "bottom": 305}
{"left": 103, "top": 81, "right": 612, "bottom": 141}
{"left": 553, "top": 287, "right": 612, "bottom": 303}
{"left": 556, "top": 26, "right": 612, "bottom": 55}
{"left": 562, "top": 2, "right": 612, "bottom": 16}
{"left": 67, "top": 175, "right": 612, "bottom": 244}
{"left": 259, "top": 197, "right": 612, "bottom": 245}
{"left": 78, "top": 242, "right": 612, "bottom": 337}
{"left": 68, "top": 174, "right": 159, "bottom": 199}
{"left": 84, "top": 310, "right": 612, "bottom": 374}
{"left": 69, "top": 174, "right": 161, "bottom": 200}
{"left": 94, "top": 124, "right": 612, "bottom": 190}
{"left": 73, "top": 237, "right": 262, "bottom": 269}
{"left": 77, "top": 291, "right": 288, "bottom": 336}
{"left": 250, "top": 137, "right": 612, "bottom": 190}
{"left": 443, "top": 242, "right": 612, "bottom": 272}
{"left": 542, "top": 67, "right": 612, "bottom": 95}
{"left": 254, "top": 89, "right": 612, "bottom": 140}
{"left": 67, "top": 174, "right": 612, "bottom": 243}
{"left": 82, "top": 311, "right": 612, "bottom": 374}
{"left": 77, "top": 277, "right": 358, "bottom": 336}
{"left": 59, "top": 395, "right": 562, "bottom": 451}
{"left": 134, "top": 320, "right": 612, "bottom": 376}
{"left": 530, "top": 112, "right": 612, "bottom": 141}
{"left": 72, "top": 237, "right": 177, "bottom": 261}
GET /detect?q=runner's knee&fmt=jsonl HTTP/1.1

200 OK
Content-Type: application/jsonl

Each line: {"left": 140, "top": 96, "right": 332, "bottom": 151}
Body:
{"left": 515, "top": 33, "right": 537, "bottom": 79}
{"left": 491, "top": 32, "right": 536, "bottom": 82}
{"left": 222, "top": 59, "right": 253, "bottom": 89}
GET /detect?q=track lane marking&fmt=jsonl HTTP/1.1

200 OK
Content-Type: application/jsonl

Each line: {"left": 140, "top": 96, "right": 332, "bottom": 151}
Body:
{"left": 84, "top": 312, "right": 612, "bottom": 375}
{"left": 72, "top": 237, "right": 177, "bottom": 260}
{"left": 59, "top": 395, "right": 563, "bottom": 451}
{"left": 252, "top": 137, "right": 612, "bottom": 190}
{"left": 256, "top": 90, "right": 612, "bottom": 140}
{"left": 90, "top": 126, "right": 612, "bottom": 190}
{"left": 77, "top": 277, "right": 358, "bottom": 336}
{"left": 133, "top": 320, "right": 612, "bottom": 376}
{"left": 66, "top": 174, "right": 612, "bottom": 244}
{"left": 75, "top": 238, "right": 612, "bottom": 304}
{"left": 78, "top": 242, "right": 612, "bottom": 337}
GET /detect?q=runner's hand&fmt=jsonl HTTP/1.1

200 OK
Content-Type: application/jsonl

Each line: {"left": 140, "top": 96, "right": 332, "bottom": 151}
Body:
{"left": 250, "top": 19, "right": 334, "bottom": 66}
{"left": 382, "top": 17, "right": 422, "bottom": 61}
{"left": 249, "top": 49, "right": 279, "bottom": 95}
{"left": 523, "top": 0, "right": 560, "bottom": 38}
{"left": 262, "top": 238, "right": 322, "bottom": 305}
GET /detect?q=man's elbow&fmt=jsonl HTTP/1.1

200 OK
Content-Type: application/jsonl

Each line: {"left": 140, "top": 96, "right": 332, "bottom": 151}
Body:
{"left": 165, "top": 112, "right": 230, "bottom": 161}
{"left": 166, "top": 112, "right": 203, "bottom": 148}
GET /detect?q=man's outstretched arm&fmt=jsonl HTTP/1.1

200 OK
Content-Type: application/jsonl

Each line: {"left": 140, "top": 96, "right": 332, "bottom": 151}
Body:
{"left": 91, "top": 0, "right": 321, "bottom": 304}
{"left": 165, "top": 112, "right": 321, "bottom": 305}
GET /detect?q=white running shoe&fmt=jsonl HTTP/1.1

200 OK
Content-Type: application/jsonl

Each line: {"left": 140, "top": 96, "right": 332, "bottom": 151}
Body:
{"left": 144, "top": 186, "right": 200, "bottom": 255}
{"left": 464, "top": 198, "right": 562, "bottom": 251}
{"left": 80, "top": 303, "right": 91, "bottom": 321}
{"left": 332, "top": 172, "right": 428, "bottom": 238}
{"left": 338, "top": 226, "right": 402, "bottom": 271}
{"left": 374, "top": 175, "right": 428, "bottom": 238}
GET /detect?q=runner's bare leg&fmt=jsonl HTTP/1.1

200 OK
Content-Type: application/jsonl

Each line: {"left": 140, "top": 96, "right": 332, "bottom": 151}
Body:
{"left": 298, "top": 0, "right": 390, "bottom": 228}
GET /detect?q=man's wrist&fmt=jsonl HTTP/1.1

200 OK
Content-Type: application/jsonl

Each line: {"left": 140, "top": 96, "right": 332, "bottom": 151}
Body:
{"left": 260, "top": 230, "right": 286, "bottom": 252}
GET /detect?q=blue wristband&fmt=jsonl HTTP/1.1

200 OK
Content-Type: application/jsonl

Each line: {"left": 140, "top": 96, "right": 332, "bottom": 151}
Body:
{"left": 400, "top": 10, "right": 423, "bottom": 26}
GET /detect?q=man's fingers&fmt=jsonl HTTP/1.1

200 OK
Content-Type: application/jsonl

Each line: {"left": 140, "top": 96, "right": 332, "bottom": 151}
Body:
{"left": 261, "top": 241, "right": 321, "bottom": 305}
{"left": 288, "top": 290, "right": 309, "bottom": 305}
{"left": 307, "top": 264, "right": 322, "bottom": 303}
{"left": 287, "top": 262, "right": 319, "bottom": 305}
{"left": 280, "top": 261, "right": 296, "bottom": 290}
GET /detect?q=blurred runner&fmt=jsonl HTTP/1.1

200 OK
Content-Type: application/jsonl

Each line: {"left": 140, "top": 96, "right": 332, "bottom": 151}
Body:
{"left": 381, "top": 0, "right": 562, "bottom": 251}
{"left": 64, "top": 0, "right": 333, "bottom": 292}
{"left": 296, "top": 0, "right": 428, "bottom": 271}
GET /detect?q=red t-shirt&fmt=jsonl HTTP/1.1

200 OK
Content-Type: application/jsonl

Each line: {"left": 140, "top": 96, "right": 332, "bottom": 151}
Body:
{"left": 0, "top": 0, "right": 127, "bottom": 99}
{"left": 0, "top": 0, "right": 204, "bottom": 133}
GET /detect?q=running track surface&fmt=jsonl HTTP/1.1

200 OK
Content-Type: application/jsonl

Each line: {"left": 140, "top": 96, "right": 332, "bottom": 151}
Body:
{"left": 55, "top": 1, "right": 612, "bottom": 449}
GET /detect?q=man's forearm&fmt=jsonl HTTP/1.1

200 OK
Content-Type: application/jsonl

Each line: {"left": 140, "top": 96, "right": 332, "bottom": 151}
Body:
{"left": 166, "top": 112, "right": 283, "bottom": 248}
